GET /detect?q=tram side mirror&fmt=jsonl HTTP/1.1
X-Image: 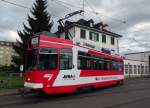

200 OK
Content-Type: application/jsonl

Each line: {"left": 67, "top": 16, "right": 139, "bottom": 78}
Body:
{"left": 19, "top": 64, "right": 24, "bottom": 77}
{"left": 20, "top": 64, "right": 24, "bottom": 72}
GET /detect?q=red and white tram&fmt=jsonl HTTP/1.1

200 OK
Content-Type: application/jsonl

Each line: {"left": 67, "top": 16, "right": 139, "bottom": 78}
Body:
{"left": 24, "top": 34, "right": 124, "bottom": 94}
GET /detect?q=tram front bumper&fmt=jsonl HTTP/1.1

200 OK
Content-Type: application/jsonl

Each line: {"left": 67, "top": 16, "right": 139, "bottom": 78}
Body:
{"left": 24, "top": 82, "right": 43, "bottom": 89}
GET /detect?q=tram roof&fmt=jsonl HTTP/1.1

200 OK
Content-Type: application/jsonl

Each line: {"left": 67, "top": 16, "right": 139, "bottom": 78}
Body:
{"left": 35, "top": 31, "right": 58, "bottom": 38}
{"left": 37, "top": 35, "right": 122, "bottom": 61}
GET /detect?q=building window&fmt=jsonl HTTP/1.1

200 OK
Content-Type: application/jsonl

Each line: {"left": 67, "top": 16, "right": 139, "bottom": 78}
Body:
{"left": 129, "top": 65, "right": 132, "bottom": 74}
{"left": 95, "top": 33, "right": 99, "bottom": 41}
{"left": 138, "top": 65, "right": 140, "bottom": 74}
{"left": 111, "top": 37, "right": 115, "bottom": 45}
{"left": 102, "top": 34, "right": 106, "bottom": 43}
{"left": 89, "top": 31, "right": 99, "bottom": 41}
{"left": 145, "top": 66, "right": 148, "bottom": 74}
{"left": 89, "top": 31, "right": 93, "bottom": 40}
{"left": 125, "top": 64, "right": 128, "bottom": 74}
{"left": 80, "top": 29, "right": 86, "bottom": 39}
{"left": 134, "top": 65, "right": 137, "bottom": 74}
{"left": 141, "top": 65, "right": 144, "bottom": 74}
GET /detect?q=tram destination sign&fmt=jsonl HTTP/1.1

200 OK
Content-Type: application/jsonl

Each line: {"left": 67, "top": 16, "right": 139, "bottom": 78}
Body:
{"left": 31, "top": 37, "right": 39, "bottom": 45}
{"left": 31, "top": 37, "right": 39, "bottom": 48}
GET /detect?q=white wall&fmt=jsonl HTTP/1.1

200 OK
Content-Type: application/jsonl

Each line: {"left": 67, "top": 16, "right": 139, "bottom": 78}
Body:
{"left": 124, "top": 52, "right": 150, "bottom": 77}
{"left": 124, "top": 59, "right": 149, "bottom": 77}
{"left": 60, "top": 26, "right": 120, "bottom": 53}
{"left": 76, "top": 26, "right": 118, "bottom": 52}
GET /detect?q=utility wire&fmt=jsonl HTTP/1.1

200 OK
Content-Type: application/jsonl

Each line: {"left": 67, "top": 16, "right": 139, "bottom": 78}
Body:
{"left": 87, "top": 10, "right": 126, "bottom": 24}
{"left": 51, "top": 0, "right": 83, "bottom": 9}
{"left": 1, "top": 0, "right": 30, "bottom": 9}
{"left": 52, "top": 0, "right": 74, "bottom": 11}
{"left": 52, "top": 0, "right": 150, "bottom": 49}
{"left": 2, "top": 0, "right": 150, "bottom": 39}
{"left": 52, "top": 0, "right": 126, "bottom": 24}
{"left": 121, "top": 37, "right": 150, "bottom": 48}
{"left": 115, "top": 26, "right": 150, "bottom": 35}
{"left": 121, "top": 30, "right": 150, "bottom": 35}
{"left": 1, "top": 0, "right": 144, "bottom": 34}
{"left": 85, "top": 0, "right": 101, "bottom": 21}
{"left": 0, "top": 0, "right": 61, "bottom": 19}
{"left": 51, "top": 0, "right": 84, "bottom": 20}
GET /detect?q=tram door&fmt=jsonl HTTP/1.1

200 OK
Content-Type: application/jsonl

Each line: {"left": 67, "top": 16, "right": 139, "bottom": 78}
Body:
{"left": 60, "top": 48, "right": 73, "bottom": 77}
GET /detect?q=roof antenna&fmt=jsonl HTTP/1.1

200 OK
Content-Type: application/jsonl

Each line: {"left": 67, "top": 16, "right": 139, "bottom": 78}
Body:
{"left": 82, "top": 0, "right": 85, "bottom": 17}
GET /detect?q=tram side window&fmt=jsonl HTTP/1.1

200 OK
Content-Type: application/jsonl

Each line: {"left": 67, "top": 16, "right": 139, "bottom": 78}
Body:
{"left": 60, "top": 49, "right": 73, "bottom": 70}
{"left": 112, "top": 61, "right": 122, "bottom": 71}
{"left": 78, "top": 51, "right": 111, "bottom": 70}
{"left": 78, "top": 52, "right": 89, "bottom": 69}
{"left": 104, "top": 61, "right": 111, "bottom": 70}
{"left": 27, "top": 50, "right": 37, "bottom": 70}
{"left": 93, "top": 59, "right": 101, "bottom": 70}
{"left": 39, "top": 48, "right": 58, "bottom": 70}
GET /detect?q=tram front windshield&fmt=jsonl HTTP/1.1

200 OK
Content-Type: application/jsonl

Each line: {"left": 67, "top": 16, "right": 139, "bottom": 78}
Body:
{"left": 39, "top": 48, "right": 58, "bottom": 70}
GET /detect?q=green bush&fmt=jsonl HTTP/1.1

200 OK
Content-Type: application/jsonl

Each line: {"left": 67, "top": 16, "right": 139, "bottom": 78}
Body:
{"left": 0, "top": 76, "right": 24, "bottom": 88}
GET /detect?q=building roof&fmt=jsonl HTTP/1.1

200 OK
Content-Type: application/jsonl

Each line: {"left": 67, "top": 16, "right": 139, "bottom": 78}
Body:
{"left": 124, "top": 58, "right": 147, "bottom": 62}
{"left": 125, "top": 51, "right": 150, "bottom": 55}
{"left": 57, "top": 19, "right": 122, "bottom": 38}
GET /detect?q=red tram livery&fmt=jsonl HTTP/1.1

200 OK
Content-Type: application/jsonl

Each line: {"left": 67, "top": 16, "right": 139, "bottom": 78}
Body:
{"left": 24, "top": 34, "right": 124, "bottom": 94}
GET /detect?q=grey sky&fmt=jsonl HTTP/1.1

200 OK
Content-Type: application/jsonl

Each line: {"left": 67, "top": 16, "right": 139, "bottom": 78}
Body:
{"left": 0, "top": 0, "right": 150, "bottom": 53}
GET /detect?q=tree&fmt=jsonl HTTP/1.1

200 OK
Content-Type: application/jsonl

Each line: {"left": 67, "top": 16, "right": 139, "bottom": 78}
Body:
{"left": 12, "top": 0, "right": 53, "bottom": 70}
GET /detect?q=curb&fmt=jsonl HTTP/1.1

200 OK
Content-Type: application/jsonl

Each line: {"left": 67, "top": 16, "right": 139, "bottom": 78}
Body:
{"left": 0, "top": 92, "right": 18, "bottom": 97}
{"left": 0, "top": 88, "right": 32, "bottom": 97}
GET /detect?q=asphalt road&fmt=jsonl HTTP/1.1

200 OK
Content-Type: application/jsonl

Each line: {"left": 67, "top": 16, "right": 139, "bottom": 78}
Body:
{"left": 0, "top": 78, "right": 150, "bottom": 108}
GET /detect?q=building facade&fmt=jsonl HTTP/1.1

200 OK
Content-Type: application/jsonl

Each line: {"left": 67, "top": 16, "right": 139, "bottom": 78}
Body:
{"left": 57, "top": 19, "right": 122, "bottom": 54}
{"left": 0, "top": 41, "right": 16, "bottom": 66}
{"left": 124, "top": 51, "right": 150, "bottom": 77}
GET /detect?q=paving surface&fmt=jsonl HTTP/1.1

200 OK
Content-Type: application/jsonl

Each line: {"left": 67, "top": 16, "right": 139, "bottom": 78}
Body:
{"left": 0, "top": 89, "right": 18, "bottom": 96}
{"left": 0, "top": 78, "right": 150, "bottom": 108}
